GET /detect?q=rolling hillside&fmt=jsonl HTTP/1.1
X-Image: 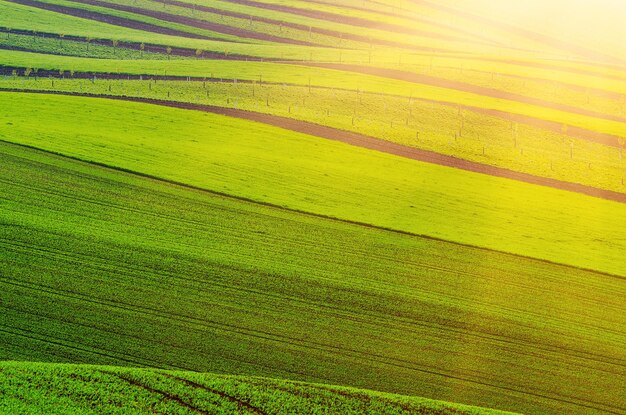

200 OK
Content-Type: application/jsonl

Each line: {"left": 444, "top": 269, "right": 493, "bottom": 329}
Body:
{"left": 0, "top": 362, "right": 521, "bottom": 415}
{"left": 0, "top": 0, "right": 625, "bottom": 414}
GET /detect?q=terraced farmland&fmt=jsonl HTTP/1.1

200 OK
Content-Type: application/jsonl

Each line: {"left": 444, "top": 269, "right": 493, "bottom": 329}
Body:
{"left": 1, "top": 0, "right": 625, "bottom": 414}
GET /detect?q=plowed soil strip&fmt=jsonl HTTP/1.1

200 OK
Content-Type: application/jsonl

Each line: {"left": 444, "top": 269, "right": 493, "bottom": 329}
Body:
{"left": 301, "top": 63, "right": 626, "bottom": 149}
{"left": 2, "top": 89, "right": 624, "bottom": 204}
{"left": 6, "top": 0, "right": 218, "bottom": 40}
{"left": 306, "top": 63, "right": 626, "bottom": 124}
{"left": 151, "top": 0, "right": 472, "bottom": 50}
{"left": 2, "top": 64, "right": 623, "bottom": 149}
{"left": 0, "top": 28, "right": 270, "bottom": 60}
{"left": 219, "top": 0, "right": 464, "bottom": 42}
{"left": 66, "top": 0, "right": 317, "bottom": 46}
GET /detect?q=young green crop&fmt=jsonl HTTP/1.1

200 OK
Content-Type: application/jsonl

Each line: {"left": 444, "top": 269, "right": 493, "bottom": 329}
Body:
{"left": 2, "top": 49, "right": 625, "bottom": 138}
{"left": 0, "top": 2, "right": 355, "bottom": 61}
{"left": 0, "top": 31, "right": 170, "bottom": 59}
{"left": 2, "top": 78, "right": 624, "bottom": 194}
{"left": 0, "top": 362, "right": 521, "bottom": 415}
{"left": 1, "top": 142, "right": 623, "bottom": 415}
{"left": 32, "top": 0, "right": 261, "bottom": 44}
{"left": 1, "top": 92, "right": 625, "bottom": 276}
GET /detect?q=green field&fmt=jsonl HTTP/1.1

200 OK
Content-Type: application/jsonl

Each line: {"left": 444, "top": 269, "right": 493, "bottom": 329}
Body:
{"left": 2, "top": 140, "right": 624, "bottom": 415}
{"left": 2, "top": 77, "right": 625, "bottom": 196}
{"left": 1, "top": 0, "right": 625, "bottom": 414}
{"left": 0, "top": 362, "right": 521, "bottom": 415}
{"left": 1, "top": 92, "right": 625, "bottom": 275}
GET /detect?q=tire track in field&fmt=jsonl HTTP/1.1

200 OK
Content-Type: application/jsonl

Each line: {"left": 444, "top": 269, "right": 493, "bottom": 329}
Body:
{"left": 5, "top": 0, "right": 220, "bottom": 40}
{"left": 4, "top": 235, "right": 625, "bottom": 375}
{"left": 7, "top": 233, "right": 623, "bottom": 376}
{"left": 97, "top": 371, "right": 212, "bottom": 415}
{"left": 2, "top": 149, "right": 620, "bottom": 412}
{"left": 65, "top": 0, "right": 319, "bottom": 46}
{"left": 0, "top": 324, "right": 161, "bottom": 368}
{"left": 164, "top": 374, "right": 269, "bottom": 415}
{"left": 2, "top": 88, "right": 624, "bottom": 204}
{"left": 3, "top": 278, "right": 624, "bottom": 415}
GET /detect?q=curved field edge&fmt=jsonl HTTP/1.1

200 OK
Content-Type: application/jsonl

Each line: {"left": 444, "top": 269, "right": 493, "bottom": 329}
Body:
{"left": 2, "top": 140, "right": 624, "bottom": 415}
{"left": 1, "top": 92, "right": 625, "bottom": 277}
{"left": 3, "top": 76, "right": 626, "bottom": 198}
{"left": 2, "top": 49, "right": 625, "bottom": 139}
{"left": 0, "top": 361, "right": 519, "bottom": 415}
{"left": 2, "top": 88, "right": 624, "bottom": 203}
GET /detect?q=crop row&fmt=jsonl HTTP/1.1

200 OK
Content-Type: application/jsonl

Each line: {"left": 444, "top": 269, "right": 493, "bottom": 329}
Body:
{"left": 2, "top": 92, "right": 626, "bottom": 275}
{"left": 0, "top": 361, "right": 520, "bottom": 414}
{"left": 0, "top": 29, "right": 171, "bottom": 59}
{"left": 0, "top": 2, "right": 570, "bottom": 65}
{"left": 1, "top": 141, "right": 623, "bottom": 415}
{"left": 2, "top": 77, "right": 625, "bottom": 194}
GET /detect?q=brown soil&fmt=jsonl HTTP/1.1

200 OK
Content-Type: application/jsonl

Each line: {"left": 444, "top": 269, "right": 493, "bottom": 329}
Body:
{"left": 7, "top": 0, "right": 217, "bottom": 40}
{"left": 0, "top": 27, "right": 270, "bottom": 60}
{"left": 304, "top": 63, "right": 626, "bottom": 149}
{"left": 219, "top": 0, "right": 470, "bottom": 44}
{"left": 151, "top": 0, "right": 457, "bottom": 52}
{"left": 2, "top": 88, "right": 624, "bottom": 204}
{"left": 67, "top": 0, "right": 317, "bottom": 46}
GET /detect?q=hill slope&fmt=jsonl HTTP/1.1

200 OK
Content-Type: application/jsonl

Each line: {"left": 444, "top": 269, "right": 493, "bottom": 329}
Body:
{"left": 0, "top": 361, "right": 521, "bottom": 415}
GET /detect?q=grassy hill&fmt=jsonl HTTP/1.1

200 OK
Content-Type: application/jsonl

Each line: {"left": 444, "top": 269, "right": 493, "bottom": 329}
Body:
{"left": 0, "top": 0, "right": 625, "bottom": 414}
{"left": 0, "top": 362, "right": 521, "bottom": 415}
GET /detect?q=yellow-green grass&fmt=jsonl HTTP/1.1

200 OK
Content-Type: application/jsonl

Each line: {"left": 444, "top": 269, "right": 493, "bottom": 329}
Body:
{"left": 3, "top": 78, "right": 625, "bottom": 195}
{"left": 247, "top": 0, "right": 566, "bottom": 58}
{"left": 1, "top": 92, "right": 626, "bottom": 276}
{"left": 0, "top": 31, "right": 171, "bottom": 59}
{"left": 0, "top": 2, "right": 358, "bottom": 61}
{"left": 1, "top": 141, "right": 623, "bottom": 415}
{"left": 41, "top": 0, "right": 370, "bottom": 50}
{"left": 398, "top": 64, "right": 626, "bottom": 119}
{"left": 373, "top": 56, "right": 626, "bottom": 98}
{"left": 212, "top": 0, "right": 552, "bottom": 60}
{"left": 0, "top": 2, "right": 565, "bottom": 64}
{"left": 157, "top": 0, "right": 454, "bottom": 44}
{"left": 0, "top": 362, "right": 521, "bottom": 415}
{"left": 2, "top": 49, "right": 626, "bottom": 138}
{"left": 84, "top": 0, "right": 517, "bottom": 56}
